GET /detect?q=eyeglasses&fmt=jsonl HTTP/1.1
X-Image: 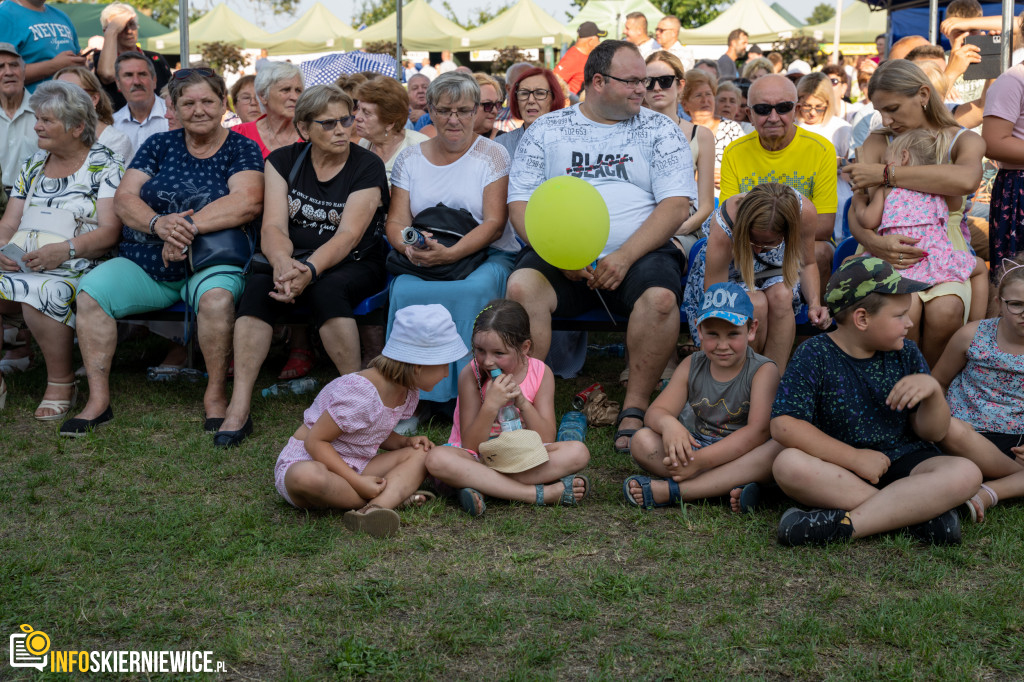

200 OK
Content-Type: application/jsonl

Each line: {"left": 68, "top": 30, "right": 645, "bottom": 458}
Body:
{"left": 311, "top": 115, "right": 356, "bottom": 130}
{"left": 797, "top": 104, "right": 828, "bottom": 115}
{"left": 829, "top": 77, "right": 842, "bottom": 85}
{"left": 748, "top": 101, "right": 796, "bottom": 117}
{"left": 749, "top": 235, "right": 785, "bottom": 250}
{"left": 431, "top": 105, "right": 477, "bottom": 120}
{"left": 172, "top": 67, "right": 216, "bottom": 80}
{"left": 1001, "top": 298, "right": 1024, "bottom": 315}
{"left": 516, "top": 88, "right": 551, "bottom": 101}
{"left": 479, "top": 100, "right": 500, "bottom": 113}
{"left": 644, "top": 75, "right": 677, "bottom": 91}
{"left": 654, "top": 27, "right": 673, "bottom": 34}
{"left": 600, "top": 73, "right": 645, "bottom": 88}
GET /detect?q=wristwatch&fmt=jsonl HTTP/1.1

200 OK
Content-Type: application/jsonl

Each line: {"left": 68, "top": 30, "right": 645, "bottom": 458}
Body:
{"left": 66, "top": 239, "right": 76, "bottom": 259}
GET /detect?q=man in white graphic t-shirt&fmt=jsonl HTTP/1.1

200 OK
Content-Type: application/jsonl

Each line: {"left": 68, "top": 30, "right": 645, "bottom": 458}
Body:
{"left": 507, "top": 39, "right": 696, "bottom": 454}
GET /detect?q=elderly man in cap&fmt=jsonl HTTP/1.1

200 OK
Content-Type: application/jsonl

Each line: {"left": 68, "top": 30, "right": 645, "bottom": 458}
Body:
{"left": 0, "top": 42, "right": 38, "bottom": 210}
{"left": 720, "top": 73, "right": 838, "bottom": 310}
{"left": 554, "top": 21, "right": 606, "bottom": 96}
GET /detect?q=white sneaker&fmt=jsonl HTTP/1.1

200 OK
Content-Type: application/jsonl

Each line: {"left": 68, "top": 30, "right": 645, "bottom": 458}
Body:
{"left": 0, "top": 354, "right": 31, "bottom": 373}
{"left": 394, "top": 416, "right": 420, "bottom": 436}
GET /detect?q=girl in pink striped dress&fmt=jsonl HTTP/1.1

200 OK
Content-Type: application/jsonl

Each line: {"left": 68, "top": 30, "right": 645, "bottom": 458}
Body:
{"left": 273, "top": 304, "right": 469, "bottom": 537}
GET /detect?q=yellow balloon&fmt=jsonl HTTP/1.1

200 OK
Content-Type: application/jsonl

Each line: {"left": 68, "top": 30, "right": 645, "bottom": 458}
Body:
{"left": 524, "top": 176, "right": 610, "bottom": 270}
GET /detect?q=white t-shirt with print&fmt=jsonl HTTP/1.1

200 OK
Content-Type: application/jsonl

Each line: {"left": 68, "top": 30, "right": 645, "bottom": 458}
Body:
{"left": 509, "top": 105, "right": 696, "bottom": 258}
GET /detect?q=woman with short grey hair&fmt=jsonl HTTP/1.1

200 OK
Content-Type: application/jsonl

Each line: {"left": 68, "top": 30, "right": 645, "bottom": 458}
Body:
{"left": 383, "top": 71, "right": 518, "bottom": 413}
{"left": 0, "top": 80, "right": 124, "bottom": 421}
{"left": 235, "top": 61, "right": 304, "bottom": 159}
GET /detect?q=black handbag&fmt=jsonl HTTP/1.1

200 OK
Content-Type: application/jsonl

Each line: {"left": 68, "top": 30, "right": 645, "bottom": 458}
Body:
{"left": 189, "top": 226, "right": 254, "bottom": 272}
{"left": 385, "top": 203, "right": 487, "bottom": 281}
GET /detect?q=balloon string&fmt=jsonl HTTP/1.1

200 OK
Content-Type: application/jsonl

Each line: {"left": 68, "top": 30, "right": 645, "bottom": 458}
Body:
{"left": 594, "top": 290, "right": 617, "bottom": 327}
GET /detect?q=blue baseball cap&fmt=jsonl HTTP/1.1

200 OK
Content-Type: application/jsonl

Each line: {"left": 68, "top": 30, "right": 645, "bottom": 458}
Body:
{"left": 696, "top": 282, "right": 754, "bottom": 327}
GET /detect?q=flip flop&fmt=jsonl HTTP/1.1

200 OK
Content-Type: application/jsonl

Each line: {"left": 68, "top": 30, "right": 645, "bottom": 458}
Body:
{"left": 458, "top": 488, "right": 486, "bottom": 517}
{"left": 343, "top": 505, "right": 400, "bottom": 538}
{"left": 613, "top": 407, "right": 646, "bottom": 454}
{"left": 622, "top": 474, "right": 682, "bottom": 510}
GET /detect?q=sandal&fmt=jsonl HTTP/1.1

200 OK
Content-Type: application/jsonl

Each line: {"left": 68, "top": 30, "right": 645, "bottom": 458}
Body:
{"left": 963, "top": 483, "right": 998, "bottom": 523}
{"left": 622, "top": 474, "right": 682, "bottom": 510}
{"left": 278, "top": 348, "right": 314, "bottom": 380}
{"left": 535, "top": 473, "right": 590, "bottom": 507}
{"left": 458, "top": 487, "right": 486, "bottom": 517}
{"left": 613, "top": 407, "right": 646, "bottom": 454}
{"left": 342, "top": 504, "right": 400, "bottom": 538}
{"left": 731, "top": 482, "right": 761, "bottom": 514}
{"left": 401, "top": 489, "right": 436, "bottom": 509}
{"left": 34, "top": 380, "right": 78, "bottom": 422}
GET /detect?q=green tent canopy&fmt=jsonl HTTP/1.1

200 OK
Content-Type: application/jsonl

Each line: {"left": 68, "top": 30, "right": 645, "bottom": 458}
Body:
{"left": 686, "top": 0, "right": 795, "bottom": 45}
{"left": 352, "top": 0, "right": 470, "bottom": 52}
{"left": 249, "top": 2, "right": 355, "bottom": 54}
{"left": 769, "top": 2, "right": 804, "bottom": 27}
{"left": 465, "top": 0, "right": 574, "bottom": 50}
{"left": 50, "top": 3, "right": 169, "bottom": 50}
{"left": 798, "top": 2, "right": 887, "bottom": 44}
{"left": 565, "top": 0, "right": 665, "bottom": 43}
{"left": 143, "top": 3, "right": 272, "bottom": 52}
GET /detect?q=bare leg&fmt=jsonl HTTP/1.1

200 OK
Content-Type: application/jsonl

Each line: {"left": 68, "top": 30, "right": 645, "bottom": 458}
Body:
{"left": 814, "top": 241, "right": 834, "bottom": 306}
{"left": 220, "top": 316, "right": 272, "bottom": 432}
{"left": 906, "top": 292, "right": 924, "bottom": 345}
{"left": 196, "top": 287, "right": 234, "bottom": 420}
{"left": 318, "top": 316, "right": 361, "bottom": 376}
{"left": 920, "top": 295, "right": 965, "bottom": 368}
{"left": 773, "top": 448, "right": 981, "bottom": 538}
{"left": 71, "top": 293, "right": 117, "bottom": 420}
{"left": 426, "top": 442, "right": 589, "bottom": 503}
{"left": 763, "top": 282, "right": 796, "bottom": 372}
{"left": 359, "top": 446, "right": 430, "bottom": 509}
{"left": 22, "top": 305, "right": 75, "bottom": 417}
{"left": 617, "top": 287, "right": 679, "bottom": 451}
{"left": 941, "top": 418, "right": 1024, "bottom": 519}
{"left": 968, "top": 257, "right": 989, "bottom": 322}
{"left": 505, "top": 268, "right": 557, "bottom": 360}
{"left": 629, "top": 427, "right": 780, "bottom": 504}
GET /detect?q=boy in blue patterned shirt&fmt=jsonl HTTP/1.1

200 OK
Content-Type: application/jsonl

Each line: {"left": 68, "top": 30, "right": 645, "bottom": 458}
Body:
{"left": 771, "top": 256, "right": 981, "bottom": 545}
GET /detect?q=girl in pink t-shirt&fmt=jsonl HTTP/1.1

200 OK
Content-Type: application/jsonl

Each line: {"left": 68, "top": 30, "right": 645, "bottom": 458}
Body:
{"left": 274, "top": 304, "right": 469, "bottom": 537}
{"left": 425, "top": 300, "right": 590, "bottom": 516}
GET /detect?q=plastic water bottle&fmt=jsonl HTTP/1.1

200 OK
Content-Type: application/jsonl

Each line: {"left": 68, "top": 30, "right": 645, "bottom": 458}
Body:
{"left": 490, "top": 369, "right": 522, "bottom": 431}
{"left": 587, "top": 343, "right": 626, "bottom": 358}
{"left": 401, "top": 226, "right": 427, "bottom": 249}
{"left": 557, "top": 411, "right": 588, "bottom": 442}
{"left": 262, "top": 377, "right": 319, "bottom": 398}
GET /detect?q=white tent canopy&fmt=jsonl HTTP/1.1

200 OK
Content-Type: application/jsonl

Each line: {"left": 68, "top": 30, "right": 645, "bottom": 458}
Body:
{"left": 566, "top": 0, "right": 665, "bottom": 43}
{"left": 683, "top": 0, "right": 796, "bottom": 45}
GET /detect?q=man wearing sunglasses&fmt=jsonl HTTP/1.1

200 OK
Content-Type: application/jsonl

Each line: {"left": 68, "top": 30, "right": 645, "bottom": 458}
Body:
{"left": 720, "top": 74, "right": 838, "bottom": 295}
{"left": 507, "top": 39, "right": 696, "bottom": 454}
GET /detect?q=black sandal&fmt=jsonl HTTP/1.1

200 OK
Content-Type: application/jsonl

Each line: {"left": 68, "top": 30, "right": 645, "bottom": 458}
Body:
{"left": 613, "top": 407, "right": 646, "bottom": 454}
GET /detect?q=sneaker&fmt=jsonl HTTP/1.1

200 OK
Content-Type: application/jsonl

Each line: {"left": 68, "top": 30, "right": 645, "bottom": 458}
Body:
{"left": 905, "top": 509, "right": 961, "bottom": 545}
{"left": 777, "top": 507, "right": 854, "bottom": 546}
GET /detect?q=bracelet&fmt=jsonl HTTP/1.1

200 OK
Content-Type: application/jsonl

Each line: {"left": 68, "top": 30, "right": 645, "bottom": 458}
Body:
{"left": 148, "top": 214, "right": 160, "bottom": 235}
{"left": 301, "top": 259, "right": 318, "bottom": 283}
{"left": 882, "top": 162, "right": 895, "bottom": 188}
{"left": 890, "top": 164, "right": 896, "bottom": 188}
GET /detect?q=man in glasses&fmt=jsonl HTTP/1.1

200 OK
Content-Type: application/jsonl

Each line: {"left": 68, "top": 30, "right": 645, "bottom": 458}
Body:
{"left": 720, "top": 74, "right": 838, "bottom": 293}
{"left": 653, "top": 15, "right": 693, "bottom": 72}
{"left": 507, "top": 39, "right": 696, "bottom": 455}
{"left": 94, "top": 3, "right": 171, "bottom": 111}
{"left": 111, "top": 50, "right": 167, "bottom": 160}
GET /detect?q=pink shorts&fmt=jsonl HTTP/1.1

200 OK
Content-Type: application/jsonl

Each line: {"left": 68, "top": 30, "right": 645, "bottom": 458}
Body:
{"left": 274, "top": 437, "right": 367, "bottom": 508}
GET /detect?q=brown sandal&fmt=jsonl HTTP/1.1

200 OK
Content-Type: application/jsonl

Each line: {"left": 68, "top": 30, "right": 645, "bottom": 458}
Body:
{"left": 343, "top": 504, "right": 400, "bottom": 538}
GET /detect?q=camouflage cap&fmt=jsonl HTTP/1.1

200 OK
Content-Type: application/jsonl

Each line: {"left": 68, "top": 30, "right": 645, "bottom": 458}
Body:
{"left": 825, "top": 255, "right": 929, "bottom": 316}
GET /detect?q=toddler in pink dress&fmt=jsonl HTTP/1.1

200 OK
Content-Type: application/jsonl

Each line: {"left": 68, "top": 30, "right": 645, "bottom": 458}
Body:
{"left": 273, "top": 304, "right": 469, "bottom": 537}
{"left": 861, "top": 129, "right": 974, "bottom": 285}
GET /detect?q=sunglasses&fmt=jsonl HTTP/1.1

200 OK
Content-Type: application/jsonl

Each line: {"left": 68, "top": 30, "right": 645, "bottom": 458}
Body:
{"left": 645, "top": 75, "right": 677, "bottom": 91}
{"left": 312, "top": 115, "right": 356, "bottom": 130}
{"left": 172, "top": 67, "right": 216, "bottom": 80}
{"left": 748, "top": 101, "right": 796, "bottom": 117}
{"left": 479, "top": 100, "right": 501, "bottom": 113}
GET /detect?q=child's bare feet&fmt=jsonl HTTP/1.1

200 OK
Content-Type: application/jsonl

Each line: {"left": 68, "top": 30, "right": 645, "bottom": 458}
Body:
{"left": 963, "top": 483, "right": 998, "bottom": 523}
{"left": 628, "top": 477, "right": 671, "bottom": 506}
{"left": 400, "top": 490, "right": 436, "bottom": 509}
{"left": 622, "top": 475, "right": 681, "bottom": 509}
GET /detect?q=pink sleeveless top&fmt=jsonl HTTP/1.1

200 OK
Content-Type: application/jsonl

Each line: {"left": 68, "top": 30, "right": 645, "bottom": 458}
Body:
{"left": 448, "top": 356, "right": 546, "bottom": 448}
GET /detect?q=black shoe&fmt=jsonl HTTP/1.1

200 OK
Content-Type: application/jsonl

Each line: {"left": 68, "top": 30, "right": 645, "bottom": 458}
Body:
{"left": 905, "top": 509, "right": 961, "bottom": 545}
{"left": 59, "top": 405, "right": 113, "bottom": 437}
{"left": 777, "top": 507, "right": 854, "bottom": 546}
{"left": 203, "top": 416, "right": 224, "bottom": 433}
{"left": 213, "top": 416, "right": 252, "bottom": 448}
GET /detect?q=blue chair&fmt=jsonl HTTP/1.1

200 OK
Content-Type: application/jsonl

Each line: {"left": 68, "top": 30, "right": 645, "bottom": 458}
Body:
{"left": 839, "top": 196, "right": 853, "bottom": 242}
{"left": 833, "top": 237, "right": 859, "bottom": 272}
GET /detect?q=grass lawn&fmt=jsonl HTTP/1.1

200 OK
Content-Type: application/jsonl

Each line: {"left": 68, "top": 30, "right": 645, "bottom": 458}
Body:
{"left": 2, "top": 335, "right": 1023, "bottom": 681}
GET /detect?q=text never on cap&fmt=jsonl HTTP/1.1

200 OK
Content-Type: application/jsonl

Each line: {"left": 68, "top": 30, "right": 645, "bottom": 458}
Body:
{"left": 578, "top": 21, "right": 607, "bottom": 38}
{"left": 825, "top": 255, "right": 929, "bottom": 316}
{"left": 696, "top": 282, "right": 754, "bottom": 327}
{"left": 0, "top": 43, "right": 21, "bottom": 58}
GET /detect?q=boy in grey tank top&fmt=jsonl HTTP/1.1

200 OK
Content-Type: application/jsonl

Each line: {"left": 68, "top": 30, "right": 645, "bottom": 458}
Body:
{"left": 625, "top": 282, "right": 782, "bottom": 512}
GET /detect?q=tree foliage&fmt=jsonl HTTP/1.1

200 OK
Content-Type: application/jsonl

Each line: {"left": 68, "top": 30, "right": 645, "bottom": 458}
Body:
{"left": 442, "top": 0, "right": 514, "bottom": 29}
{"left": 806, "top": 3, "right": 836, "bottom": 25}
{"left": 198, "top": 41, "right": 248, "bottom": 74}
{"left": 771, "top": 35, "right": 824, "bottom": 66}
{"left": 353, "top": 0, "right": 397, "bottom": 29}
